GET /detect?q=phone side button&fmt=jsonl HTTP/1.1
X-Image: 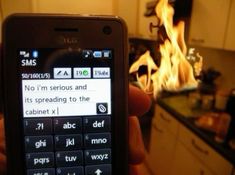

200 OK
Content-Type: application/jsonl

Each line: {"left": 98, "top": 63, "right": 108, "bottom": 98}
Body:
{"left": 27, "top": 168, "right": 55, "bottom": 175}
{"left": 26, "top": 152, "right": 54, "bottom": 169}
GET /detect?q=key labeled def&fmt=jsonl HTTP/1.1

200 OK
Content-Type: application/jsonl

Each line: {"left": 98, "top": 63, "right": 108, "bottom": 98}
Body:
{"left": 83, "top": 116, "right": 111, "bottom": 133}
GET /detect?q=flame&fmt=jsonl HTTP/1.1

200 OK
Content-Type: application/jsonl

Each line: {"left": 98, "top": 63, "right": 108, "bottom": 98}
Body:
{"left": 129, "top": 0, "right": 203, "bottom": 98}
{"left": 129, "top": 51, "right": 158, "bottom": 93}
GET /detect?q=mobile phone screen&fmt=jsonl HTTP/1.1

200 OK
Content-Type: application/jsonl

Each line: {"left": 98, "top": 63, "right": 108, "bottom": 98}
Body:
{"left": 20, "top": 48, "right": 113, "bottom": 175}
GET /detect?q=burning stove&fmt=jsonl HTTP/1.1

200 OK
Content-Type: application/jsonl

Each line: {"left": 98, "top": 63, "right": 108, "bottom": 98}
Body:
{"left": 129, "top": 0, "right": 200, "bottom": 98}
{"left": 129, "top": 0, "right": 201, "bottom": 150}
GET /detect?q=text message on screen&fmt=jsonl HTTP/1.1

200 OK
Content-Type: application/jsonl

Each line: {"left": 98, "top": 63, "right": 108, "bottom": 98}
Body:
{"left": 22, "top": 79, "right": 111, "bottom": 117}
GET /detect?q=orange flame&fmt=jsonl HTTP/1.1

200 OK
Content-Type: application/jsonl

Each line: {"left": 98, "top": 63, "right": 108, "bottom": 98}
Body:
{"left": 129, "top": 51, "right": 158, "bottom": 93}
{"left": 129, "top": 0, "right": 203, "bottom": 98}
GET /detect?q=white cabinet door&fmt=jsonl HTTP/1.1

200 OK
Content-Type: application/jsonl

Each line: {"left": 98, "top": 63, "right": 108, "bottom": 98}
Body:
{"left": 224, "top": 0, "right": 235, "bottom": 51}
{"left": 171, "top": 142, "right": 214, "bottom": 175}
{"left": 189, "top": 0, "right": 231, "bottom": 49}
{"left": 138, "top": 0, "right": 158, "bottom": 40}
{"left": 147, "top": 118, "right": 177, "bottom": 175}
{"left": 154, "top": 105, "right": 179, "bottom": 135}
{"left": 178, "top": 125, "right": 233, "bottom": 175}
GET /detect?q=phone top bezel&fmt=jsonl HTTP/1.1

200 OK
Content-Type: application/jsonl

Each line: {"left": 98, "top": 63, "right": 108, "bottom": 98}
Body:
{"left": 2, "top": 14, "right": 128, "bottom": 175}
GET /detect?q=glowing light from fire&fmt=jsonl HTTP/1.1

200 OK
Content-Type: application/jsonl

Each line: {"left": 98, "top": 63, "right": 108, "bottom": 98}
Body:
{"left": 129, "top": 0, "right": 203, "bottom": 98}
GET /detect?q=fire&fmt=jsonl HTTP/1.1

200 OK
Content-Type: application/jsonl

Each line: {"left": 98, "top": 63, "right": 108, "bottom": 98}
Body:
{"left": 129, "top": 0, "right": 203, "bottom": 98}
{"left": 129, "top": 51, "right": 158, "bottom": 93}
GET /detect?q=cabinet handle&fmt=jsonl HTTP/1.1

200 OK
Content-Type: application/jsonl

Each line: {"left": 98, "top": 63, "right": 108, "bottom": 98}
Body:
{"left": 153, "top": 123, "right": 164, "bottom": 133}
{"left": 149, "top": 22, "right": 159, "bottom": 33}
{"left": 160, "top": 113, "right": 171, "bottom": 123}
{"left": 191, "top": 38, "right": 205, "bottom": 43}
{"left": 191, "top": 139, "right": 209, "bottom": 155}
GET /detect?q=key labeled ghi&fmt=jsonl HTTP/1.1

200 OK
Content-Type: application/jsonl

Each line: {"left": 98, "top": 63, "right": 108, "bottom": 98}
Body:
{"left": 25, "top": 135, "right": 53, "bottom": 153}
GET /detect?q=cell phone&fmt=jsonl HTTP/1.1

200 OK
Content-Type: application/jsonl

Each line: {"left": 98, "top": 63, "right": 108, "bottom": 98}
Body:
{"left": 2, "top": 14, "right": 128, "bottom": 175}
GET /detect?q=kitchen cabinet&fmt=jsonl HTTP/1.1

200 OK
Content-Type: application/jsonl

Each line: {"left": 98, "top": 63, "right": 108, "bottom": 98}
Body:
{"left": 147, "top": 104, "right": 233, "bottom": 175}
{"left": 171, "top": 141, "right": 214, "bottom": 175}
{"left": 189, "top": 0, "right": 235, "bottom": 51}
{"left": 138, "top": 0, "right": 158, "bottom": 40}
{"left": 224, "top": 0, "right": 235, "bottom": 50}
{"left": 147, "top": 105, "right": 179, "bottom": 175}
{"left": 117, "top": 0, "right": 158, "bottom": 39}
{"left": 177, "top": 124, "right": 233, "bottom": 175}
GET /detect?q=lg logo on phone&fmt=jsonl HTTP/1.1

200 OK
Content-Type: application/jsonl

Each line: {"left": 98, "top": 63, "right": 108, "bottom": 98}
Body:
{"left": 63, "top": 37, "right": 78, "bottom": 44}
{"left": 21, "top": 59, "right": 37, "bottom": 66}
{"left": 56, "top": 36, "right": 78, "bottom": 45}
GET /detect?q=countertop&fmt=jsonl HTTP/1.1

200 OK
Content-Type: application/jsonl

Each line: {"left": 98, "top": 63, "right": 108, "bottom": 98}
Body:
{"left": 157, "top": 95, "right": 235, "bottom": 165}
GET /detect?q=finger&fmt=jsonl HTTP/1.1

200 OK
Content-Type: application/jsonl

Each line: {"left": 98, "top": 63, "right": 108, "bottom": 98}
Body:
{"left": 129, "top": 165, "right": 140, "bottom": 175}
{"left": 129, "top": 85, "right": 151, "bottom": 116}
{"left": 128, "top": 116, "right": 146, "bottom": 165}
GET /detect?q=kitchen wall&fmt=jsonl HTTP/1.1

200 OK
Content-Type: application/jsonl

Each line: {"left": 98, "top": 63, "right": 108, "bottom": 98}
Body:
{"left": 0, "top": 0, "right": 32, "bottom": 17}
{"left": 187, "top": 0, "right": 235, "bottom": 91}
{"left": 0, "top": 0, "right": 32, "bottom": 42}
{"left": 0, "top": 0, "right": 114, "bottom": 18}
{"left": 116, "top": 0, "right": 139, "bottom": 36}
{"left": 0, "top": 0, "right": 157, "bottom": 39}
{"left": 194, "top": 46, "right": 235, "bottom": 90}
{"left": 31, "top": 0, "right": 114, "bottom": 15}
{"left": 0, "top": 0, "right": 235, "bottom": 90}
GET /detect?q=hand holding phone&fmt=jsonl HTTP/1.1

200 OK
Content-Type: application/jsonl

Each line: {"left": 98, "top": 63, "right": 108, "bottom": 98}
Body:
{"left": 2, "top": 14, "right": 128, "bottom": 175}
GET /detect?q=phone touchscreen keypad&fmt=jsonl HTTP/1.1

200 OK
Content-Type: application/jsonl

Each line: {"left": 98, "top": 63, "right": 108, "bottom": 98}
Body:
{"left": 24, "top": 116, "right": 112, "bottom": 175}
